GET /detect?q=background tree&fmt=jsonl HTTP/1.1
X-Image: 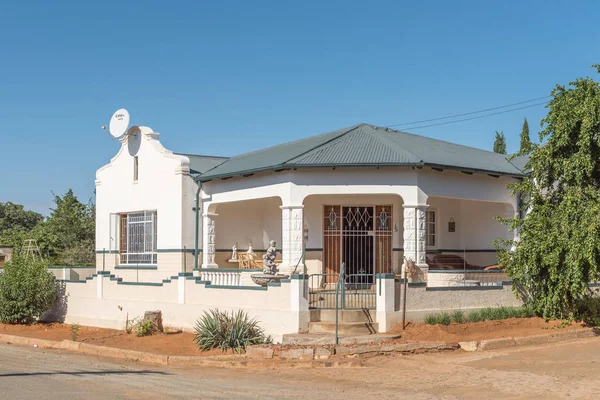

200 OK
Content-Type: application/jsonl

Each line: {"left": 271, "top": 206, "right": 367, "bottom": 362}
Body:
{"left": 497, "top": 65, "right": 600, "bottom": 320}
{"left": 45, "top": 190, "right": 95, "bottom": 265}
{"left": 519, "top": 118, "right": 533, "bottom": 153}
{"left": 493, "top": 131, "right": 507, "bottom": 154}
{"left": 0, "top": 190, "right": 95, "bottom": 266}
{"left": 0, "top": 202, "right": 43, "bottom": 234}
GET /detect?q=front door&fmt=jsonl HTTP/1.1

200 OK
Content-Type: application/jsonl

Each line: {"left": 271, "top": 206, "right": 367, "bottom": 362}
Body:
{"left": 323, "top": 205, "right": 393, "bottom": 279}
{"left": 342, "top": 206, "right": 374, "bottom": 282}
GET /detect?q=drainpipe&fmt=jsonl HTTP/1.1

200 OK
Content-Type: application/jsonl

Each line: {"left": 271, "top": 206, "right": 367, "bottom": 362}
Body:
{"left": 194, "top": 179, "right": 203, "bottom": 270}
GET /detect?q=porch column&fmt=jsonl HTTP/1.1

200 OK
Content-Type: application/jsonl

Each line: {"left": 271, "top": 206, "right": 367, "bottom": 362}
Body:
{"left": 279, "top": 205, "right": 304, "bottom": 275}
{"left": 402, "top": 204, "right": 429, "bottom": 279}
{"left": 201, "top": 212, "right": 218, "bottom": 268}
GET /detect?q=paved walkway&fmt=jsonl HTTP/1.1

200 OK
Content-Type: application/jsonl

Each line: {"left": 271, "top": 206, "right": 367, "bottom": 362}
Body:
{"left": 1, "top": 337, "right": 599, "bottom": 399}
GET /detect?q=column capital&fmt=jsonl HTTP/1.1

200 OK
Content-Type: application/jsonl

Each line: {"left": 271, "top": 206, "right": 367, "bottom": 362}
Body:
{"left": 280, "top": 205, "right": 304, "bottom": 210}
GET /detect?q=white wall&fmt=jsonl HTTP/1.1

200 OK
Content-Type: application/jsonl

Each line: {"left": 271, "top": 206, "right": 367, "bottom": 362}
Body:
{"left": 46, "top": 275, "right": 309, "bottom": 343}
{"left": 95, "top": 127, "right": 197, "bottom": 277}
{"left": 213, "top": 197, "right": 282, "bottom": 250}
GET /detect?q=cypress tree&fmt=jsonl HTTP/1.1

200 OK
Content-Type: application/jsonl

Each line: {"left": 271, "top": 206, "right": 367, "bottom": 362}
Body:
{"left": 493, "top": 131, "right": 507, "bottom": 154}
{"left": 519, "top": 118, "right": 533, "bottom": 153}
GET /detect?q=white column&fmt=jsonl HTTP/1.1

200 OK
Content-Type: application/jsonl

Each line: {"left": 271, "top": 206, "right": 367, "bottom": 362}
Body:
{"left": 402, "top": 205, "right": 429, "bottom": 278}
{"left": 279, "top": 205, "right": 304, "bottom": 274}
{"left": 376, "top": 274, "right": 395, "bottom": 332}
{"left": 178, "top": 275, "right": 186, "bottom": 304}
{"left": 96, "top": 273, "right": 104, "bottom": 299}
{"left": 201, "top": 212, "right": 218, "bottom": 268}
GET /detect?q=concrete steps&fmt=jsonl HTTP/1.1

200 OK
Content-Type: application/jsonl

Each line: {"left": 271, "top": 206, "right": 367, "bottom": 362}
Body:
{"left": 309, "top": 321, "right": 378, "bottom": 335}
{"left": 282, "top": 333, "right": 400, "bottom": 346}
{"left": 308, "top": 309, "right": 378, "bottom": 335}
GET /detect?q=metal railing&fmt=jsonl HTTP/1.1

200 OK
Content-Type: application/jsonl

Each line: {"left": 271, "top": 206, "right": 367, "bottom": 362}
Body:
{"left": 308, "top": 266, "right": 376, "bottom": 310}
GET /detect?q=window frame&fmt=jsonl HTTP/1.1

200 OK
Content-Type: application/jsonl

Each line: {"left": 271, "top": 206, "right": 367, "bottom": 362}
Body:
{"left": 425, "top": 209, "right": 437, "bottom": 249}
{"left": 119, "top": 210, "right": 157, "bottom": 264}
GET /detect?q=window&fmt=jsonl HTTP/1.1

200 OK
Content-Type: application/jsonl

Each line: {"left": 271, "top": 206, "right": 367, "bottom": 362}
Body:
{"left": 119, "top": 211, "right": 157, "bottom": 264}
{"left": 133, "top": 156, "right": 139, "bottom": 182}
{"left": 426, "top": 210, "right": 436, "bottom": 248}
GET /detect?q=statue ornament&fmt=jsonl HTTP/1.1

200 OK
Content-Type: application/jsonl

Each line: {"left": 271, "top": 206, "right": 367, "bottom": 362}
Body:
{"left": 262, "top": 240, "right": 277, "bottom": 275}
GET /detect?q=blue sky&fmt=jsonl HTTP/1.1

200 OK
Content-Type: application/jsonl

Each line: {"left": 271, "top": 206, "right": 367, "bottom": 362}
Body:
{"left": 1, "top": 1, "right": 598, "bottom": 214}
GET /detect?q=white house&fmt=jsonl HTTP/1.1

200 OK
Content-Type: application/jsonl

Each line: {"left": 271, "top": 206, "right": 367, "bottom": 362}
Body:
{"left": 95, "top": 123, "right": 525, "bottom": 284}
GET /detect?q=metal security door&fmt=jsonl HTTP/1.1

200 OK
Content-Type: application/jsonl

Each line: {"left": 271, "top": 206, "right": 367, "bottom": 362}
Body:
{"left": 342, "top": 206, "right": 374, "bottom": 281}
{"left": 310, "top": 205, "right": 391, "bottom": 310}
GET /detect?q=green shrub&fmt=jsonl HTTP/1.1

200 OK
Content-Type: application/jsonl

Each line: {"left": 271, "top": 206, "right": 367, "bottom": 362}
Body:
{"left": 425, "top": 306, "right": 536, "bottom": 325}
{"left": 424, "top": 312, "right": 451, "bottom": 326}
{"left": 0, "top": 254, "right": 56, "bottom": 324}
{"left": 194, "top": 309, "right": 272, "bottom": 353}
{"left": 135, "top": 319, "right": 155, "bottom": 337}
{"left": 450, "top": 310, "right": 465, "bottom": 324}
{"left": 467, "top": 310, "right": 483, "bottom": 323}
{"left": 70, "top": 323, "right": 80, "bottom": 341}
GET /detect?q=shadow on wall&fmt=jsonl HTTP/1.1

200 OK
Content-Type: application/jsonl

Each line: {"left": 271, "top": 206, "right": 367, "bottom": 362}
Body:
{"left": 41, "top": 281, "right": 68, "bottom": 323}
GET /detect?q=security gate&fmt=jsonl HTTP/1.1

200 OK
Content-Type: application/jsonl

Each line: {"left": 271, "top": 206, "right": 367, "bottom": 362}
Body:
{"left": 309, "top": 205, "right": 392, "bottom": 309}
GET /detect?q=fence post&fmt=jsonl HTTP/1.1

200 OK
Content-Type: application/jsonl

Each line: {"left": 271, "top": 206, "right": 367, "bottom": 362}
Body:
{"left": 376, "top": 273, "right": 395, "bottom": 332}
{"left": 402, "top": 276, "right": 408, "bottom": 330}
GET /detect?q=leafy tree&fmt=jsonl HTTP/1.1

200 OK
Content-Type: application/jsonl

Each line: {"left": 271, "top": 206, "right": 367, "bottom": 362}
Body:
{"left": 519, "top": 118, "right": 533, "bottom": 154}
{"left": 0, "top": 254, "right": 57, "bottom": 324}
{"left": 497, "top": 65, "right": 600, "bottom": 320}
{"left": 0, "top": 191, "right": 95, "bottom": 265}
{"left": 493, "top": 131, "right": 507, "bottom": 154}
{"left": 45, "top": 190, "right": 95, "bottom": 265}
{"left": 0, "top": 202, "right": 43, "bottom": 234}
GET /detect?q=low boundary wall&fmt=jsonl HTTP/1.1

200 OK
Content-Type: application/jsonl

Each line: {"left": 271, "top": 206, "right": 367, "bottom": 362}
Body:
{"left": 44, "top": 271, "right": 310, "bottom": 343}
{"left": 48, "top": 266, "right": 96, "bottom": 281}
{"left": 374, "top": 275, "right": 522, "bottom": 332}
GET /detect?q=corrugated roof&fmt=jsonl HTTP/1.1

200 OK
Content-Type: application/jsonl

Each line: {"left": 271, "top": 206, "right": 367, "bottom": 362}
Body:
{"left": 175, "top": 153, "right": 229, "bottom": 175}
{"left": 193, "top": 123, "right": 528, "bottom": 181}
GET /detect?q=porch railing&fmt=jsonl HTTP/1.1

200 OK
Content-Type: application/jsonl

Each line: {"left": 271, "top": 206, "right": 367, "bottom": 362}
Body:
{"left": 199, "top": 268, "right": 242, "bottom": 286}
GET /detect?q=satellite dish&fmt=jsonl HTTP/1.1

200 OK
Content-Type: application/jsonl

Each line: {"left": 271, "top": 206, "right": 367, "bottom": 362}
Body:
{"left": 108, "top": 109, "right": 130, "bottom": 138}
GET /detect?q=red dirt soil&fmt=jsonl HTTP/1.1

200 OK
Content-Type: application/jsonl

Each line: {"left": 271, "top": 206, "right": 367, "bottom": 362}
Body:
{"left": 389, "top": 317, "right": 587, "bottom": 342}
{"left": 0, "top": 318, "right": 588, "bottom": 356}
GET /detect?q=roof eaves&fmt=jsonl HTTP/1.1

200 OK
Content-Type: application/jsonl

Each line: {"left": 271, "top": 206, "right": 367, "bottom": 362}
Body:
{"left": 422, "top": 162, "right": 526, "bottom": 178}
{"left": 197, "top": 161, "right": 427, "bottom": 182}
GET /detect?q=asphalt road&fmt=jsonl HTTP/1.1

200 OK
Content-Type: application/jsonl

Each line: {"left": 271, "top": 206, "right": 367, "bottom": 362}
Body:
{"left": 1, "top": 337, "right": 600, "bottom": 399}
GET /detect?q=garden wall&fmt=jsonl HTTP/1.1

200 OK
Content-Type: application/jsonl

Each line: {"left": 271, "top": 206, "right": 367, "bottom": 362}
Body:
{"left": 44, "top": 272, "right": 309, "bottom": 343}
{"left": 379, "top": 280, "right": 522, "bottom": 330}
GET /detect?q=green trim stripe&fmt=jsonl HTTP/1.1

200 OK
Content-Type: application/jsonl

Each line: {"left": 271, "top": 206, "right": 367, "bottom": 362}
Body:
{"left": 115, "top": 265, "right": 158, "bottom": 270}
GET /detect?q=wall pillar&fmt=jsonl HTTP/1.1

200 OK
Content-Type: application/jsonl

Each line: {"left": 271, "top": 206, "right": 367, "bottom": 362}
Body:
{"left": 178, "top": 275, "right": 186, "bottom": 304}
{"left": 402, "top": 204, "right": 429, "bottom": 280}
{"left": 201, "top": 212, "right": 218, "bottom": 268}
{"left": 376, "top": 274, "right": 395, "bottom": 332}
{"left": 96, "top": 273, "right": 104, "bottom": 299}
{"left": 279, "top": 205, "right": 304, "bottom": 274}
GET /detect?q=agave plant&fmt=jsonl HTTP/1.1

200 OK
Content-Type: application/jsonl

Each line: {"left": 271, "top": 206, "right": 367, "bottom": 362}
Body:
{"left": 194, "top": 309, "right": 271, "bottom": 353}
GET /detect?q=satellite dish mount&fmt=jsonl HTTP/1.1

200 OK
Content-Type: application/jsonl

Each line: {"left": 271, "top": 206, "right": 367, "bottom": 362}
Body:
{"left": 102, "top": 109, "right": 137, "bottom": 140}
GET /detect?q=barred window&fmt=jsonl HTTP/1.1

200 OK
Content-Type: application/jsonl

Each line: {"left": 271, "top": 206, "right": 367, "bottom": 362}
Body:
{"left": 120, "top": 211, "right": 157, "bottom": 264}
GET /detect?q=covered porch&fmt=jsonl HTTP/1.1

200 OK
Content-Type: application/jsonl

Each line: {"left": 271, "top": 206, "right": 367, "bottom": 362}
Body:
{"left": 198, "top": 180, "right": 516, "bottom": 294}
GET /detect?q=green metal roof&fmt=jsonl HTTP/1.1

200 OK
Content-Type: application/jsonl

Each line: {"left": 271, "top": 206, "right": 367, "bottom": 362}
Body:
{"left": 174, "top": 153, "right": 229, "bottom": 175}
{"left": 191, "top": 123, "right": 528, "bottom": 181}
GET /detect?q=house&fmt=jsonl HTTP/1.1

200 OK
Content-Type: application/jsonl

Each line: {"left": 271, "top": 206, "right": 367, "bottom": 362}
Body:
{"left": 0, "top": 246, "right": 13, "bottom": 268}
{"left": 95, "top": 123, "right": 524, "bottom": 284}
